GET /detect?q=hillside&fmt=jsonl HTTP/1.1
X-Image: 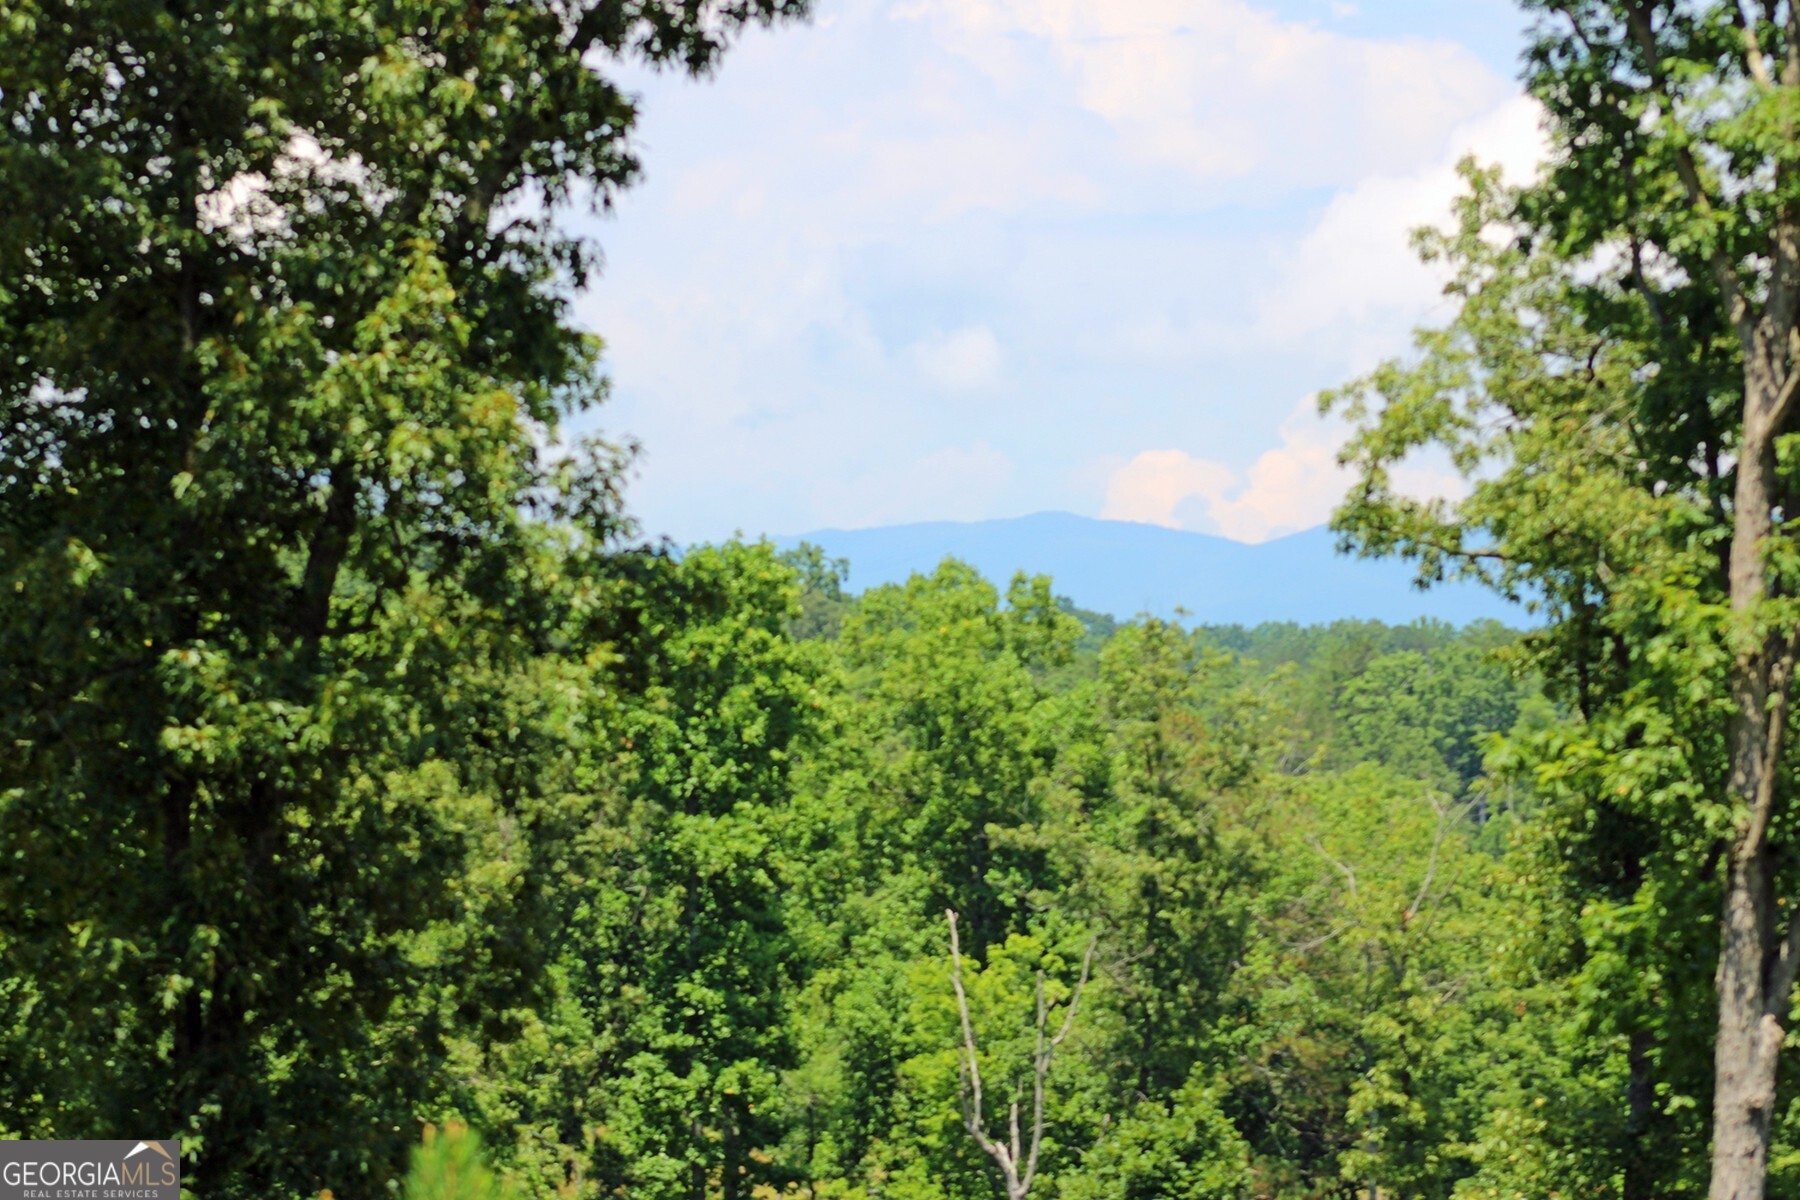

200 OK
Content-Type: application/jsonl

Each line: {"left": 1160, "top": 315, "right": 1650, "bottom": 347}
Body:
{"left": 772, "top": 511, "right": 1524, "bottom": 626}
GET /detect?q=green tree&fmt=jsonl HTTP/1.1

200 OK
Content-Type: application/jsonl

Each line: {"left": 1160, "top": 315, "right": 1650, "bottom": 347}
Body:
{"left": 405, "top": 1124, "right": 523, "bottom": 1200}
{"left": 943, "top": 911, "right": 1097, "bottom": 1200}
{"left": 1329, "top": 2, "right": 1800, "bottom": 1189}
{"left": 1058, "top": 1077, "right": 1249, "bottom": 1200}
{"left": 1336, "top": 643, "right": 1522, "bottom": 794}
{"left": 771, "top": 562, "right": 1085, "bottom": 1195}
{"left": 1219, "top": 766, "right": 1496, "bottom": 1199}
{"left": 435, "top": 542, "right": 823, "bottom": 1200}
{"left": 1012, "top": 620, "right": 1263, "bottom": 1104}
{"left": 590, "top": 543, "right": 823, "bottom": 1200}
{"left": 780, "top": 543, "right": 854, "bottom": 641}
{"left": 0, "top": 2, "right": 802, "bottom": 1194}
{"left": 825, "top": 561, "right": 1081, "bottom": 947}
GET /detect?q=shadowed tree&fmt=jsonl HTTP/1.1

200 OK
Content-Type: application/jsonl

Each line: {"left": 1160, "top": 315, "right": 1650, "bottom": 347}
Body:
{"left": 0, "top": 1, "right": 804, "bottom": 1194}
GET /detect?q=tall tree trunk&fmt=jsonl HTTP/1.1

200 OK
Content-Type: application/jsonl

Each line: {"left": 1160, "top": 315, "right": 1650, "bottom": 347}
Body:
{"left": 1709, "top": 340, "right": 1800, "bottom": 1200}
{"left": 1711, "top": 854, "right": 1785, "bottom": 1199}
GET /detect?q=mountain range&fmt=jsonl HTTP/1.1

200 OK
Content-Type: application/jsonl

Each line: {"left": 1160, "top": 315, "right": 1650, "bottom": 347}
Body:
{"left": 770, "top": 511, "right": 1524, "bottom": 627}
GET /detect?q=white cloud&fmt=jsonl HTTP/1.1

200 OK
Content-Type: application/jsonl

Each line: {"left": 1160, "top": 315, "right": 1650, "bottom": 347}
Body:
{"left": 1255, "top": 94, "right": 1548, "bottom": 347}
{"left": 895, "top": 0, "right": 1511, "bottom": 194}
{"left": 1101, "top": 450, "right": 1235, "bottom": 529}
{"left": 911, "top": 325, "right": 1004, "bottom": 391}
{"left": 1078, "top": 92, "right": 1547, "bottom": 374}
{"left": 1203, "top": 405, "right": 1349, "bottom": 541}
{"left": 571, "top": 0, "right": 1529, "bottom": 542}
{"left": 1101, "top": 397, "right": 1469, "bottom": 543}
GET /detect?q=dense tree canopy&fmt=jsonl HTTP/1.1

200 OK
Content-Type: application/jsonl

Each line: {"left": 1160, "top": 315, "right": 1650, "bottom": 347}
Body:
{"left": 12, "top": 1, "right": 1800, "bottom": 1199}
{"left": 0, "top": 1, "right": 803, "bottom": 1194}
{"left": 1327, "top": 3, "right": 1800, "bottom": 1196}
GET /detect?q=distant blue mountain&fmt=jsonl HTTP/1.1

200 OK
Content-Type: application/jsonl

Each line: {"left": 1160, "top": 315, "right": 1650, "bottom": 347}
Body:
{"left": 770, "top": 512, "right": 1524, "bottom": 628}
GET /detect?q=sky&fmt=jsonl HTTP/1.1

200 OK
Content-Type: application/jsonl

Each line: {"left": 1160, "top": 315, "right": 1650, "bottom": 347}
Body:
{"left": 565, "top": 0, "right": 1545, "bottom": 545}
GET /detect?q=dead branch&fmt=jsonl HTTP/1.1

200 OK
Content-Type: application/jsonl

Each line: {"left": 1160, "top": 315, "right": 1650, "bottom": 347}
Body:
{"left": 946, "top": 909, "right": 1097, "bottom": 1200}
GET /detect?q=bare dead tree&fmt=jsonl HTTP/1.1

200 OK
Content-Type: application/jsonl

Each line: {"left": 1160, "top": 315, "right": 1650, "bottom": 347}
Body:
{"left": 945, "top": 909, "right": 1097, "bottom": 1200}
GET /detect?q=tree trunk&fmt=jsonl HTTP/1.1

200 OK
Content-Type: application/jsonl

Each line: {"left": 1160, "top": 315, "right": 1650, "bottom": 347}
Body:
{"left": 1708, "top": 346, "right": 1799, "bottom": 1200}
{"left": 1710, "top": 853, "right": 1785, "bottom": 1200}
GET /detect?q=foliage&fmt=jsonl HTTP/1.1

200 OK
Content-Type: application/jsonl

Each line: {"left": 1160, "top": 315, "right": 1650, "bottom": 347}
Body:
{"left": 404, "top": 1125, "right": 522, "bottom": 1200}
{"left": 0, "top": 0, "right": 804, "bottom": 1194}
{"left": 1057, "top": 1078, "right": 1249, "bottom": 1200}
{"left": 14, "top": 0, "right": 1775, "bottom": 1197}
{"left": 1323, "top": 2, "right": 1800, "bottom": 1194}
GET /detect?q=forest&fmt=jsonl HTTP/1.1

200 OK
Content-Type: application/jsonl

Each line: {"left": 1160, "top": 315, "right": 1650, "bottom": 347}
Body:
{"left": 7, "top": 0, "right": 1800, "bottom": 1198}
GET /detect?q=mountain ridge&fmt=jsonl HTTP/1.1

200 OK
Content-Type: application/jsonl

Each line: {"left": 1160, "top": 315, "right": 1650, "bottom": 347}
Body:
{"left": 769, "top": 511, "right": 1523, "bottom": 627}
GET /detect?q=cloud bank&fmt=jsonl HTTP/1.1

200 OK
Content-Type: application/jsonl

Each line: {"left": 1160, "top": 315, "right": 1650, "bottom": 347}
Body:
{"left": 570, "top": 0, "right": 1541, "bottom": 543}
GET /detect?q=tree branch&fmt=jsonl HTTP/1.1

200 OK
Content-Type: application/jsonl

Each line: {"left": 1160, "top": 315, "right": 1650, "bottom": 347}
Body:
{"left": 947, "top": 910, "right": 1012, "bottom": 1184}
{"left": 1406, "top": 793, "right": 1454, "bottom": 924}
{"left": 1765, "top": 329, "right": 1800, "bottom": 435}
{"left": 946, "top": 910, "right": 1096, "bottom": 1200}
{"left": 1738, "top": 626, "right": 1800, "bottom": 862}
{"left": 1734, "top": 1, "right": 1775, "bottom": 87}
{"left": 1620, "top": 4, "right": 1758, "bottom": 347}
{"left": 1308, "top": 835, "right": 1358, "bottom": 898}
{"left": 295, "top": 462, "right": 356, "bottom": 649}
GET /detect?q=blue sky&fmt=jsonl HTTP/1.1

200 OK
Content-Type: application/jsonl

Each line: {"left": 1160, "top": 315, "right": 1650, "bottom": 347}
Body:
{"left": 567, "top": 0, "right": 1543, "bottom": 544}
